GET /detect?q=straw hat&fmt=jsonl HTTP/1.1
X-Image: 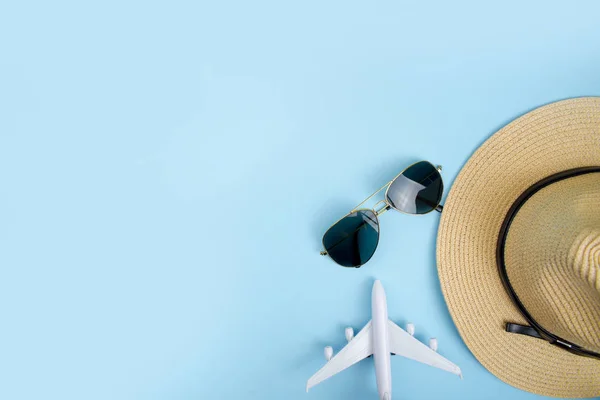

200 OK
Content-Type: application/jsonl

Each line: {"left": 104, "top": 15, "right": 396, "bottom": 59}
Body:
{"left": 437, "top": 97, "right": 600, "bottom": 397}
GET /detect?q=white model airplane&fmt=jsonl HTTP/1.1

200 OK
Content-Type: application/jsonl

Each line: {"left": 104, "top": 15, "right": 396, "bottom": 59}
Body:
{"left": 306, "top": 280, "right": 462, "bottom": 400}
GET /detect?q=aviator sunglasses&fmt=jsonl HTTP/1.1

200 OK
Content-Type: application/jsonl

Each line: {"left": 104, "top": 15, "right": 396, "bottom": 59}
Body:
{"left": 321, "top": 161, "right": 444, "bottom": 268}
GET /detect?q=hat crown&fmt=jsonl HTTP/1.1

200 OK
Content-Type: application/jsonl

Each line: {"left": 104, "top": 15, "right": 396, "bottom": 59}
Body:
{"left": 570, "top": 228, "right": 600, "bottom": 293}
{"left": 505, "top": 173, "right": 600, "bottom": 354}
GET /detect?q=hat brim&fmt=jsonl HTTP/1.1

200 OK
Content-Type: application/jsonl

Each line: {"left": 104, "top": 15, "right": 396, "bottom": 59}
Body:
{"left": 437, "top": 97, "right": 600, "bottom": 397}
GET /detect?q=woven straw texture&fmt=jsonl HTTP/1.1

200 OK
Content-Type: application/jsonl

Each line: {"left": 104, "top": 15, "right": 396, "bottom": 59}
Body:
{"left": 437, "top": 97, "right": 600, "bottom": 397}
{"left": 505, "top": 173, "right": 600, "bottom": 354}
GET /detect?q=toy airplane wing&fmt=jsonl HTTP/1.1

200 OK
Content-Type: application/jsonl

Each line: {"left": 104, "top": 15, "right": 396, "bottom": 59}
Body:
{"left": 306, "top": 321, "right": 373, "bottom": 391}
{"left": 387, "top": 320, "right": 462, "bottom": 377}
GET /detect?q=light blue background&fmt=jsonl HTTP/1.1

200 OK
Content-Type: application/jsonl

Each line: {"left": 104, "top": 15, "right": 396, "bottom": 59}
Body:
{"left": 1, "top": 1, "right": 599, "bottom": 399}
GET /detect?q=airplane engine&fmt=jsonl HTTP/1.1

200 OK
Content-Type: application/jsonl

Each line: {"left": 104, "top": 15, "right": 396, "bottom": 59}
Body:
{"left": 324, "top": 346, "right": 333, "bottom": 361}
{"left": 345, "top": 327, "right": 354, "bottom": 342}
{"left": 406, "top": 323, "right": 415, "bottom": 336}
{"left": 429, "top": 338, "right": 438, "bottom": 352}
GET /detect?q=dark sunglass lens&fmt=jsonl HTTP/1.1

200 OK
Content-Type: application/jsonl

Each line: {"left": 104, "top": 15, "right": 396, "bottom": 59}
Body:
{"left": 386, "top": 161, "right": 443, "bottom": 214}
{"left": 322, "top": 210, "right": 380, "bottom": 267}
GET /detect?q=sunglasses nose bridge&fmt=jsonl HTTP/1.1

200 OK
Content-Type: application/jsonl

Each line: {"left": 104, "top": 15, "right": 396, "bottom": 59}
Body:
{"left": 374, "top": 200, "right": 391, "bottom": 216}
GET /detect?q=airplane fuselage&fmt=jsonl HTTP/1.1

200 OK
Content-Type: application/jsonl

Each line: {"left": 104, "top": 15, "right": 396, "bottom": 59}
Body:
{"left": 372, "top": 280, "right": 392, "bottom": 400}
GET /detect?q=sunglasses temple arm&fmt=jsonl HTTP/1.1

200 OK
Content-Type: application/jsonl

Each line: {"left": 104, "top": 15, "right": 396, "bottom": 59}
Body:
{"left": 351, "top": 181, "right": 392, "bottom": 212}
{"left": 435, "top": 165, "right": 443, "bottom": 213}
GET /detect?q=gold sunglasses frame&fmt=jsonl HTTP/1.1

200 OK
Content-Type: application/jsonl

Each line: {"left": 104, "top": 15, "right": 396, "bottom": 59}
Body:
{"left": 320, "top": 161, "right": 444, "bottom": 267}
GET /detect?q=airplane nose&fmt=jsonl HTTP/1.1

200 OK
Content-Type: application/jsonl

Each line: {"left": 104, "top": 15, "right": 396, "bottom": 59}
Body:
{"left": 373, "top": 280, "right": 383, "bottom": 291}
{"left": 372, "top": 280, "right": 385, "bottom": 297}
